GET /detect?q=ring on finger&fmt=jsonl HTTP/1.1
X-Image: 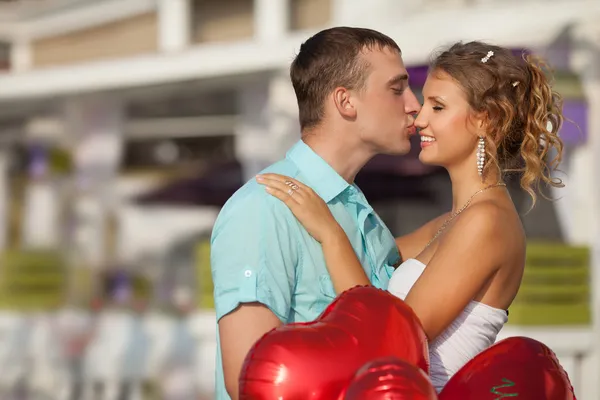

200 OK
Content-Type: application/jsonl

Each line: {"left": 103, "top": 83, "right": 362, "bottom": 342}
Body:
{"left": 285, "top": 181, "right": 299, "bottom": 191}
{"left": 287, "top": 188, "right": 295, "bottom": 196}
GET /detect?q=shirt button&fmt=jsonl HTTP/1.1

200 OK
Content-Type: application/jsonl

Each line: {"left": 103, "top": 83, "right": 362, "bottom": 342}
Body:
{"left": 244, "top": 270, "right": 252, "bottom": 278}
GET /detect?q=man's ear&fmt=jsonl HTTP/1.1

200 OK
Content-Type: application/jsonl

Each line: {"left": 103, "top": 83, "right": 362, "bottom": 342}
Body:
{"left": 332, "top": 87, "right": 357, "bottom": 120}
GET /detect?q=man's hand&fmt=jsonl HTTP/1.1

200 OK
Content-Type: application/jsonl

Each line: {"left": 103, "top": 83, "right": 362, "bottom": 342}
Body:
{"left": 219, "top": 302, "right": 283, "bottom": 399}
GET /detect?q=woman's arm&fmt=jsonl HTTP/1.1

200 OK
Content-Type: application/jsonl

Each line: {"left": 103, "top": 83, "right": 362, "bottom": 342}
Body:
{"left": 404, "top": 202, "right": 506, "bottom": 341}
{"left": 320, "top": 227, "right": 370, "bottom": 292}
{"left": 256, "top": 173, "right": 370, "bottom": 293}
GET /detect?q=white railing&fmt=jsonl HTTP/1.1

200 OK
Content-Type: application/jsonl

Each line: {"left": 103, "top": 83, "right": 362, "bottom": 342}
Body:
{"left": 0, "top": 309, "right": 594, "bottom": 399}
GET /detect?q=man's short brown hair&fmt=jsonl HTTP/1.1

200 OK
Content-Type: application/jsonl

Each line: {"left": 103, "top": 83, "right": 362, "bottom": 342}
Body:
{"left": 290, "top": 27, "right": 401, "bottom": 131}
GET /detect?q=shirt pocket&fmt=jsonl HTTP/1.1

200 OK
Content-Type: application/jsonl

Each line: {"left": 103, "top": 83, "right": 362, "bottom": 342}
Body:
{"left": 318, "top": 274, "right": 337, "bottom": 299}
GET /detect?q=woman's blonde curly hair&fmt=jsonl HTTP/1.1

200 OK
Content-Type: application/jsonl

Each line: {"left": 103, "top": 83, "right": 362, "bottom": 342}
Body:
{"left": 431, "top": 41, "right": 565, "bottom": 207}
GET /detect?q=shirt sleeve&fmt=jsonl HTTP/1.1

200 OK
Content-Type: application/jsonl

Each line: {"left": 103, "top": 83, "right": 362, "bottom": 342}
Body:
{"left": 210, "top": 190, "right": 300, "bottom": 323}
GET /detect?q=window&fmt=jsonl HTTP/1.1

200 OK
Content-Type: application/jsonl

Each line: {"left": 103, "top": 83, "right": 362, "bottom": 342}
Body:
{"left": 290, "top": 0, "right": 331, "bottom": 31}
{"left": 0, "top": 42, "right": 9, "bottom": 70}
{"left": 192, "top": 0, "right": 254, "bottom": 43}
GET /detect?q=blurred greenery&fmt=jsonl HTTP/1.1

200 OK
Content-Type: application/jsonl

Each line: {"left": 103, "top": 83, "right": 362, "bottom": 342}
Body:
{"left": 554, "top": 70, "right": 585, "bottom": 100}
{"left": 0, "top": 239, "right": 589, "bottom": 325}
{"left": 508, "top": 242, "right": 591, "bottom": 326}
{"left": 48, "top": 147, "right": 74, "bottom": 175}
{"left": 195, "top": 240, "right": 214, "bottom": 310}
{"left": 0, "top": 249, "right": 67, "bottom": 311}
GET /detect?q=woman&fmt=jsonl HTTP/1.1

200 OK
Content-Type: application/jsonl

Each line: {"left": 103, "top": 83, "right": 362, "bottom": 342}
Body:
{"left": 255, "top": 41, "right": 564, "bottom": 391}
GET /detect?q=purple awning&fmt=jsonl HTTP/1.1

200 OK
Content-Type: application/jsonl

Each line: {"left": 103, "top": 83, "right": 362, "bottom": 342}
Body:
{"left": 561, "top": 99, "right": 587, "bottom": 145}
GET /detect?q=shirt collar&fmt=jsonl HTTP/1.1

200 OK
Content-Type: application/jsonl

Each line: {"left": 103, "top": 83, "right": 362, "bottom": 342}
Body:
{"left": 286, "top": 140, "right": 350, "bottom": 203}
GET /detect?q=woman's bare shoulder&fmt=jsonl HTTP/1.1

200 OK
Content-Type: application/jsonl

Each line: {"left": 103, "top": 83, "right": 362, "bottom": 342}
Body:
{"left": 448, "top": 199, "right": 525, "bottom": 258}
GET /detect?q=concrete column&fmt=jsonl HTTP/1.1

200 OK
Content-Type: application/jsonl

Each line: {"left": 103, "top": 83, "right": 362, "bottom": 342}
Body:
{"left": 571, "top": 23, "right": 600, "bottom": 400}
{"left": 9, "top": 40, "right": 31, "bottom": 72}
{"left": 157, "top": 0, "right": 191, "bottom": 52}
{"left": 65, "top": 95, "right": 125, "bottom": 269}
{"left": 254, "top": 0, "right": 289, "bottom": 41}
{"left": 331, "top": 0, "right": 407, "bottom": 26}
{"left": 235, "top": 71, "right": 300, "bottom": 181}
{"left": 21, "top": 138, "right": 63, "bottom": 249}
{"left": 0, "top": 149, "right": 9, "bottom": 250}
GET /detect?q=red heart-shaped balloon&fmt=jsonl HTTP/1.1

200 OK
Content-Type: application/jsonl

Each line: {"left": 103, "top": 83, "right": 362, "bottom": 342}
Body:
{"left": 239, "top": 286, "right": 429, "bottom": 400}
{"left": 439, "top": 336, "right": 576, "bottom": 400}
{"left": 341, "top": 356, "right": 438, "bottom": 400}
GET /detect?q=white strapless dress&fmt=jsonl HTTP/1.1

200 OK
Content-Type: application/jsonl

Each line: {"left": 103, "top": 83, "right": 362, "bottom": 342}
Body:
{"left": 387, "top": 258, "right": 508, "bottom": 392}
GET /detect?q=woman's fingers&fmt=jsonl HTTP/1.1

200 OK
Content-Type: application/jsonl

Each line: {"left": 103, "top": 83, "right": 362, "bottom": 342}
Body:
{"left": 256, "top": 173, "right": 337, "bottom": 243}
{"left": 281, "top": 177, "right": 312, "bottom": 193}
{"left": 256, "top": 174, "right": 314, "bottom": 197}
{"left": 256, "top": 175, "right": 304, "bottom": 204}
{"left": 257, "top": 173, "right": 291, "bottom": 183}
{"left": 264, "top": 186, "right": 299, "bottom": 207}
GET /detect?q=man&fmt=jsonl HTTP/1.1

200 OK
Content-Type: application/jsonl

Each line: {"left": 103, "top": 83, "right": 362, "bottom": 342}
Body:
{"left": 211, "top": 26, "right": 420, "bottom": 399}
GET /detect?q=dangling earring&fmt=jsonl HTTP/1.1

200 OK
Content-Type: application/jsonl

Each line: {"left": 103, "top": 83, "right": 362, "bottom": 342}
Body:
{"left": 477, "top": 136, "right": 485, "bottom": 178}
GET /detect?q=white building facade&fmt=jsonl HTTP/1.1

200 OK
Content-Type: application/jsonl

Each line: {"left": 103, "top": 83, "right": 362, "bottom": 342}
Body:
{"left": 0, "top": 0, "right": 598, "bottom": 398}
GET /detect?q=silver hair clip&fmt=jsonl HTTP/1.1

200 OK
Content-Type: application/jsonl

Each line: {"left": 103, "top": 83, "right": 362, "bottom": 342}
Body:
{"left": 481, "top": 51, "right": 494, "bottom": 63}
{"left": 512, "top": 81, "right": 520, "bottom": 87}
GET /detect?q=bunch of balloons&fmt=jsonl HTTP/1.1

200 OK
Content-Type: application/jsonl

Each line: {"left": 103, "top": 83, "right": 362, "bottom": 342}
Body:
{"left": 239, "top": 286, "right": 576, "bottom": 399}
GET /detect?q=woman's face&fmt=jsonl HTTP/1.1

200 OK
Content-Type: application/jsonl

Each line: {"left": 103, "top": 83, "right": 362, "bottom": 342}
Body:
{"left": 415, "top": 70, "right": 483, "bottom": 168}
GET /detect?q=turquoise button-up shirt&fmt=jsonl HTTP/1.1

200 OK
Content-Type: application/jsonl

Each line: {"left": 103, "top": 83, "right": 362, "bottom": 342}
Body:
{"left": 210, "top": 140, "right": 400, "bottom": 399}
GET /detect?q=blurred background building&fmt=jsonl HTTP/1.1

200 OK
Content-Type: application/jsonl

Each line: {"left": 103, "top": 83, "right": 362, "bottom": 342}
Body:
{"left": 0, "top": 0, "right": 597, "bottom": 399}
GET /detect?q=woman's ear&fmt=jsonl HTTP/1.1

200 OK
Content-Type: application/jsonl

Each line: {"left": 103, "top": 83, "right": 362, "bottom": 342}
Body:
{"left": 470, "top": 111, "right": 489, "bottom": 138}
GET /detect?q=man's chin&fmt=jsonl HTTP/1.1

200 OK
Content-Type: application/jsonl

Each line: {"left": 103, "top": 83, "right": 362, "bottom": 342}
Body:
{"left": 386, "top": 144, "right": 412, "bottom": 156}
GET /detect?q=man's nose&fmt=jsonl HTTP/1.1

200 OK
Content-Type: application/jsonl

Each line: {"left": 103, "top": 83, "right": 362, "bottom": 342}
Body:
{"left": 405, "top": 88, "right": 421, "bottom": 114}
